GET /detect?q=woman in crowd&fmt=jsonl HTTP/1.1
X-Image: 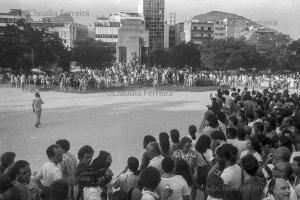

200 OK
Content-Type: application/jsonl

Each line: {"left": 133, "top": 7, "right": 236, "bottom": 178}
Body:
{"left": 188, "top": 125, "right": 197, "bottom": 150}
{"left": 159, "top": 132, "right": 170, "bottom": 157}
{"left": 139, "top": 135, "right": 156, "bottom": 172}
{"left": 195, "top": 135, "right": 214, "bottom": 192}
{"left": 83, "top": 151, "right": 113, "bottom": 200}
{"left": 113, "top": 157, "right": 140, "bottom": 195}
{"left": 240, "top": 136, "right": 263, "bottom": 165}
{"left": 170, "top": 129, "right": 180, "bottom": 154}
{"left": 172, "top": 137, "right": 197, "bottom": 172}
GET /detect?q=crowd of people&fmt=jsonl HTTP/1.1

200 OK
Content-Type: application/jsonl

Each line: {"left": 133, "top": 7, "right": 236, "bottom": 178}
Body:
{"left": 2, "top": 85, "right": 300, "bottom": 200}
{"left": 2, "top": 64, "right": 300, "bottom": 92}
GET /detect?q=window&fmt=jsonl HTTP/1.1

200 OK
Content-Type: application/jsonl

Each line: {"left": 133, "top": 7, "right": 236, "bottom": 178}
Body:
{"left": 201, "top": 27, "right": 204, "bottom": 30}
{"left": 208, "top": 27, "right": 211, "bottom": 31}
{"left": 194, "top": 26, "right": 197, "bottom": 30}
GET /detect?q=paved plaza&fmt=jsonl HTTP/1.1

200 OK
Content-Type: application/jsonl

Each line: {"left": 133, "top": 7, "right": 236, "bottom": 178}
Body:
{"left": 0, "top": 87, "right": 210, "bottom": 174}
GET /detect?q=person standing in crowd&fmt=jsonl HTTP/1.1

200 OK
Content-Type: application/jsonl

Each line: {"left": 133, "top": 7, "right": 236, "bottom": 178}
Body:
{"left": 139, "top": 136, "right": 156, "bottom": 172}
{"left": 195, "top": 135, "right": 214, "bottom": 193}
{"left": 170, "top": 130, "right": 180, "bottom": 155}
{"left": 263, "top": 178, "right": 290, "bottom": 200}
{"left": 157, "top": 157, "right": 190, "bottom": 200}
{"left": 172, "top": 137, "right": 197, "bottom": 172}
{"left": 147, "top": 142, "right": 164, "bottom": 175}
{"left": 199, "top": 111, "right": 219, "bottom": 138}
{"left": 83, "top": 150, "right": 113, "bottom": 200}
{"left": 159, "top": 132, "right": 171, "bottom": 157}
{"left": 241, "top": 154, "right": 265, "bottom": 200}
{"left": 206, "top": 174, "right": 224, "bottom": 200}
{"left": 240, "top": 136, "right": 263, "bottom": 165}
{"left": 49, "top": 180, "right": 69, "bottom": 200}
{"left": 13, "top": 160, "right": 40, "bottom": 200}
{"left": 56, "top": 139, "right": 78, "bottom": 200}
{"left": 188, "top": 125, "right": 197, "bottom": 150}
{"left": 0, "top": 152, "right": 15, "bottom": 174}
{"left": 32, "top": 92, "right": 44, "bottom": 128}
{"left": 113, "top": 157, "right": 140, "bottom": 195}
{"left": 34, "top": 144, "right": 63, "bottom": 198}
{"left": 75, "top": 145, "right": 94, "bottom": 200}
{"left": 139, "top": 167, "right": 160, "bottom": 200}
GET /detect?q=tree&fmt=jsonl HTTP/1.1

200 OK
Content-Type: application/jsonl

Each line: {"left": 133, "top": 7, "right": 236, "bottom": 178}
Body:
{"left": 72, "top": 38, "right": 115, "bottom": 69}
{"left": 0, "top": 19, "right": 71, "bottom": 72}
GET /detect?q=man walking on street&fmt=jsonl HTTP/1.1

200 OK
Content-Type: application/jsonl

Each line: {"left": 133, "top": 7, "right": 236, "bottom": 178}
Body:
{"left": 32, "top": 92, "right": 44, "bottom": 128}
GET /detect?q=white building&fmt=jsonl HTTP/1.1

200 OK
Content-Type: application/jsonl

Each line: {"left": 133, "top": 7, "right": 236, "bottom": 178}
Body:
{"left": 95, "top": 16, "right": 120, "bottom": 44}
{"left": 213, "top": 20, "right": 226, "bottom": 39}
{"left": 116, "top": 11, "right": 149, "bottom": 64}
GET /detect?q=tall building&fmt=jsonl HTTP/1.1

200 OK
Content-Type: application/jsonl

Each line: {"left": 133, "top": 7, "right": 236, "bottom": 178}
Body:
{"left": 174, "top": 22, "right": 184, "bottom": 46}
{"left": 164, "top": 21, "right": 169, "bottom": 49}
{"left": 138, "top": 0, "right": 165, "bottom": 50}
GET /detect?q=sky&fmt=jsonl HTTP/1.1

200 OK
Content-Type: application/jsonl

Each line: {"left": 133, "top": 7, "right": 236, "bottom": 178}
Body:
{"left": 1, "top": 0, "right": 299, "bottom": 39}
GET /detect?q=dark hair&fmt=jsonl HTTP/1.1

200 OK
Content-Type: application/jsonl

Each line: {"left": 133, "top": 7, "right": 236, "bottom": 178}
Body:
{"left": 56, "top": 139, "right": 70, "bottom": 152}
{"left": 178, "top": 137, "right": 192, "bottom": 150}
{"left": 143, "top": 135, "right": 156, "bottom": 149}
{"left": 195, "top": 135, "right": 211, "bottom": 153}
{"left": 266, "top": 117, "right": 277, "bottom": 131}
{"left": 35, "top": 92, "right": 40, "bottom": 98}
{"left": 49, "top": 179, "right": 69, "bottom": 200}
{"left": 175, "top": 160, "right": 192, "bottom": 186}
{"left": 211, "top": 130, "right": 226, "bottom": 141}
{"left": 159, "top": 132, "right": 170, "bottom": 155}
{"left": 279, "top": 135, "right": 293, "bottom": 152}
{"left": 0, "top": 152, "right": 16, "bottom": 169}
{"left": 241, "top": 154, "right": 259, "bottom": 176}
{"left": 78, "top": 145, "right": 94, "bottom": 160}
{"left": 254, "top": 122, "right": 264, "bottom": 132}
{"left": 216, "top": 111, "right": 227, "bottom": 125}
{"left": 161, "top": 157, "right": 174, "bottom": 173}
{"left": 0, "top": 174, "right": 13, "bottom": 193}
{"left": 139, "top": 167, "right": 161, "bottom": 190}
{"left": 229, "top": 115, "right": 238, "bottom": 127}
{"left": 246, "top": 111, "right": 255, "bottom": 121}
{"left": 226, "top": 128, "right": 236, "bottom": 139}
{"left": 294, "top": 156, "right": 300, "bottom": 168}
{"left": 236, "top": 128, "right": 246, "bottom": 140}
{"left": 293, "top": 114, "right": 300, "bottom": 130}
{"left": 128, "top": 157, "right": 139, "bottom": 175}
{"left": 170, "top": 129, "right": 180, "bottom": 143}
{"left": 188, "top": 125, "right": 197, "bottom": 140}
{"left": 255, "top": 109, "right": 264, "bottom": 119}
{"left": 249, "top": 136, "right": 262, "bottom": 154}
{"left": 216, "top": 143, "right": 238, "bottom": 164}
{"left": 46, "top": 144, "right": 60, "bottom": 159}
{"left": 206, "top": 112, "right": 219, "bottom": 128}
{"left": 13, "top": 160, "right": 29, "bottom": 175}
{"left": 206, "top": 174, "right": 224, "bottom": 199}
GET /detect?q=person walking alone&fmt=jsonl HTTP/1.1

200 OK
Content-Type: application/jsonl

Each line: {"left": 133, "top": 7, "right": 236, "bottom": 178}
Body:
{"left": 32, "top": 92, "right": 44, "bottom": 128}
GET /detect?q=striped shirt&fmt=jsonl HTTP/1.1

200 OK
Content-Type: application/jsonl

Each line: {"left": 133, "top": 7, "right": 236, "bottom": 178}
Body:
{"left": 114, "top": 172, "right": 139, "bottom": 193}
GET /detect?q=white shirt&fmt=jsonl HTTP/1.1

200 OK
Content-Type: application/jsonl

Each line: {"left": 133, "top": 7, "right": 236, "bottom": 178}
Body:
{"left": 221, "top": 164, "right": 242, "bottom": 189}
{"left": 290, "top": 152, "right": 300, "bottom": 164}
{"left": 232, "top": 140, "right": 247, "bottom": 157}
{"left": 35, "top": 162, "right": 63, "bottom": 187}
{"left": 148, "top": 155, "right": 164, "bottom": 175}
{"left": 197, "top": 149, "right": 214, "bottom": 166}
{"left": 157, "top": 175, "right": 190, "bottom": 200}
